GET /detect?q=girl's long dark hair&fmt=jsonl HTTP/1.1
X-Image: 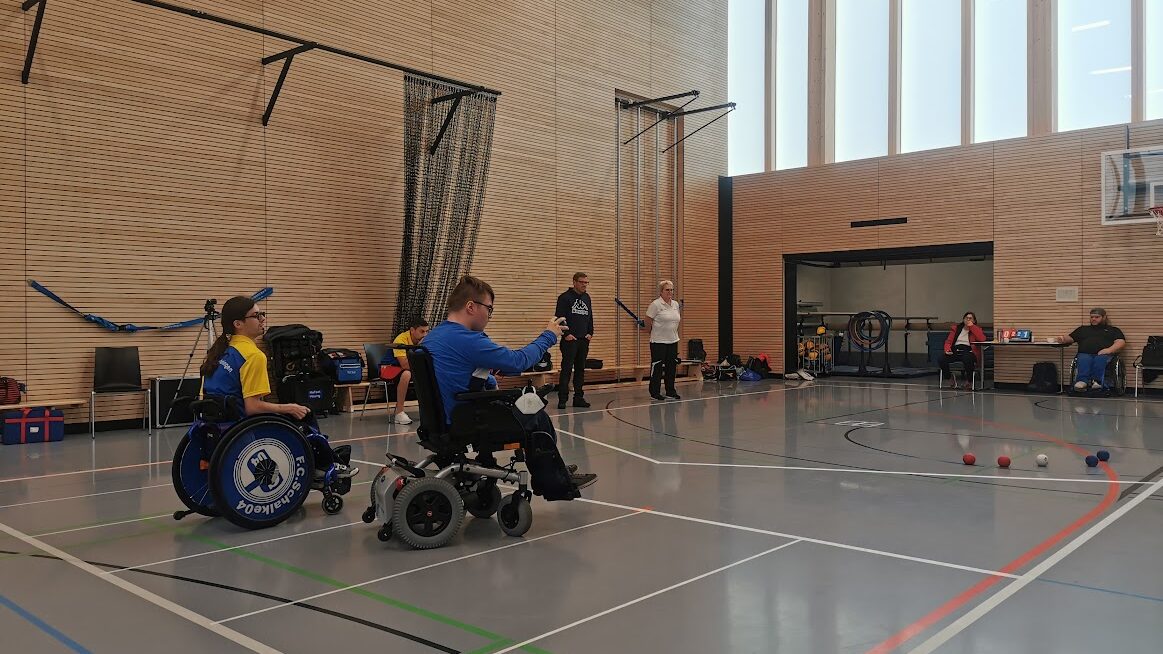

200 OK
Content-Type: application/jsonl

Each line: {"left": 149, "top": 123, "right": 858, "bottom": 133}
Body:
{"left": 199, "top": 296, "right": 256, "bottom": 378}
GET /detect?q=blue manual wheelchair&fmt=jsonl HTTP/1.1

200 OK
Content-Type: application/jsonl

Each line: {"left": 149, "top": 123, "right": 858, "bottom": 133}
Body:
{"left": 364, "top": 346, "right": 581, "bottom": 549}
{"left": 171, "top": 396, "right": 352, "bottom": 529}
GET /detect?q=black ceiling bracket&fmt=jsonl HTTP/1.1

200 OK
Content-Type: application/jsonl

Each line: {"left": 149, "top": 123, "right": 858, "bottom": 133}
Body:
{"left": 429, "top": 95, "right": 463, "bottom": 155}
{"left": 661, "top": 102, "right": 736, "bottom": 154}
{"left": 261, "top": 44, "right": 315, "bottom": 126}
{"left": 431, "top": 88, "right": 475, "bottom": 104}
{"left": 620, "top": 90, "right": 699, "bottom": 109}
{"left": 21, "top": 0, "right": 47, "bottom": 85}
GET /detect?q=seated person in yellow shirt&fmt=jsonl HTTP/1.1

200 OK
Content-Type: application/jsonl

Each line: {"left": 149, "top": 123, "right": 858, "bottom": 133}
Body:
{"left": 378, "top": 319, "right": 430, "bottom": 425}
{"left": 201, "top": 296, "right": 356, "bottom": 478}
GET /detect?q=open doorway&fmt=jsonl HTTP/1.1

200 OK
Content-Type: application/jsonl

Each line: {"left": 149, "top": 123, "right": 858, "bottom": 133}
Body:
{"left": 783, "top": 243, "right": 993, "bottom": 378}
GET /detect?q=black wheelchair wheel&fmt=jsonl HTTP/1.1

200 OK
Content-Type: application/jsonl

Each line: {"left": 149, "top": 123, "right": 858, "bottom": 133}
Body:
{"left": 391, "top": 477, "right": 464, "bottom": 549}
{"left": 172, "top": 433, "right": 220, "bottom": 517}
{"left": 209, "top": 415, "right": 315, "bottom": 530}
{"left": 467, "top": 484, "right": 503, "bottom": 519}
{"left": 1069, "top": 357, "right": 1127, "bottom": 396}
{"left": 496, "top": 494, "right": 532, "bottom": 537}
{"left": 322, "top": 494, "right": 344, "bottom": 515}
{"left": 362, "top": 506, "right": 376, "bottom": 523}
{"left": 377, "top": 523, "right": 393, "bottom": 542}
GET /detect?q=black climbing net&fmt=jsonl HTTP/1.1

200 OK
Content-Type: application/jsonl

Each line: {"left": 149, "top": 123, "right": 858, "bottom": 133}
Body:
{"left": 395, "top": 75, "right": 498, "bottom": 335}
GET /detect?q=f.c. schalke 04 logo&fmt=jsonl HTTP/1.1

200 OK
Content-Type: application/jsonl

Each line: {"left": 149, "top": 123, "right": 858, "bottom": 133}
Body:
{"left": 232, "top": 438, "right": 303, "bottom": 505}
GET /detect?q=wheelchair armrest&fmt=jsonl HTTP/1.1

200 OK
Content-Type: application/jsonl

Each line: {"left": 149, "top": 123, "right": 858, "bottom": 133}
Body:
{"left": 455, "top": 389, "right": 523, "bottom": 403}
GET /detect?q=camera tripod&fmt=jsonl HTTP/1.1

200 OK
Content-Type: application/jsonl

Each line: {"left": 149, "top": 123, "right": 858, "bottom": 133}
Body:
{"left": 162, "top": 299, "right": 220, "bottom": 427}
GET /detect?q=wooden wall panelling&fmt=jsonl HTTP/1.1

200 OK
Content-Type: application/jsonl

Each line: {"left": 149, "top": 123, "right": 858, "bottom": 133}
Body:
{"left": 430, "top": 0, "right": 559, "bottom": 351}
{"left": 2, "top": 0, "right": 730, "bottom": 423}
{"left": 262, "top": 0, "right": 433, "bottom": 72}
{"left": 1, "top": 2, "right": 25, "bottom": 381}
{"left": 991, "top": 132, "right": 1083, "bottom": 382}
{"left": 876, "top": 143, "right": 994, "bottom": 248}
{"left": 651, "top": 0, "right": 727, "bottom": 362}
{"left": 262, "top": 48, "right": 405, "bottom": 354}
{"left": 731, "top": 173, "right": 784, "bottom": 363}
{"left": 23, "top": 0, "right": 266, "bottom": 421}
{"left": 1078, "top": 123, "right": 1163, "bottom": 388}
{"left": 776, "top": 160, "right": 880, "bottom": 255}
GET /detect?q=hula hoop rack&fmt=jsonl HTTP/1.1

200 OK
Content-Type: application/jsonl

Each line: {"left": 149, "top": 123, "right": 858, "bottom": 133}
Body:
{"left": 847, "top": 310, "right": 893, "bottom": 376}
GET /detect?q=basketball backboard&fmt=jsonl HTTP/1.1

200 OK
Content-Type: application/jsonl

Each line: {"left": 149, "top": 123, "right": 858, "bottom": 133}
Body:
{"left": 1100, "top": 147, "right": 1163, "bottom": 225}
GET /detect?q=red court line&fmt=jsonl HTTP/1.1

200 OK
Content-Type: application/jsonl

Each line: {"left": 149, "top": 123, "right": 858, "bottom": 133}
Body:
{"left": 865, "top": 411, "right": 1121, "bottom": 654}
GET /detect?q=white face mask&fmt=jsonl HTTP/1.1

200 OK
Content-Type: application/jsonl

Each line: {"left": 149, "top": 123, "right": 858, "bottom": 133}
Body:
{"left": 515, "top": 386, "right": 545, "bottom": 415}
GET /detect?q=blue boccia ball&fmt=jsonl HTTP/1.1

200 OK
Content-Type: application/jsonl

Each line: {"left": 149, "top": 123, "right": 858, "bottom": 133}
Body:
{"left": 1085, "top": 455, "right": 1099, "bottom": 468}
{"left": 1096, "top": 449, "right": 1111, "bottom": 462}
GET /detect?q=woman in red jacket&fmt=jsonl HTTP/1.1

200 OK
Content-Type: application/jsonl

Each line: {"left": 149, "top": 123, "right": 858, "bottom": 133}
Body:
{"left": 940, "top": 311, "right": 986, "bottom": 389}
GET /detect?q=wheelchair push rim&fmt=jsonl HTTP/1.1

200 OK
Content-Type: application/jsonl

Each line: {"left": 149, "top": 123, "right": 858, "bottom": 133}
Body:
{"left": 172, "top": 432, "right": 219, "bottom": 517}
{"left": 210, "top": 416, "right": 315, "bottom": 530}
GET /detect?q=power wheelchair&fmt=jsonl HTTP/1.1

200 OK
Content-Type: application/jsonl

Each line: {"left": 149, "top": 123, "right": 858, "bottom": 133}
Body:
{"left": 364, "top": 346, "right": 580, "bottom": 550}
{"left": 171, "top": 396, "right": 353, "bottom": 530}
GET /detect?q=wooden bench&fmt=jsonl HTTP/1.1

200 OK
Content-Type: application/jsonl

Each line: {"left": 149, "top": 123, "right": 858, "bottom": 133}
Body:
{"left": 500, "top": 362, "right": 700, "bottom": 390}
{"left": 0, "top": 398, "right": 87, "bottom": 412}
{"left": 335, "top": 382, "right": 378, "bottom": 412}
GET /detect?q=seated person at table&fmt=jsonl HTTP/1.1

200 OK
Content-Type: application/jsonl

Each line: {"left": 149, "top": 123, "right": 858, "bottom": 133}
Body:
{"left": 939, "top": 311, "right": 986, "bottom": 390}
{"left": 379, "top": 319, "right": 430, "bottom": 425}
{"left": 1055, "top": 308, "right": 1126, "bottom": 392}
{"left": 421, "top": 275, "right": 597, "bottom": 495}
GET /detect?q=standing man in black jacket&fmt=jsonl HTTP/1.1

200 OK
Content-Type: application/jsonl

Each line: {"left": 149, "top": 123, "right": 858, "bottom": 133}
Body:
{"left": 555, "top": 272, "right": 594, "bottom": 409}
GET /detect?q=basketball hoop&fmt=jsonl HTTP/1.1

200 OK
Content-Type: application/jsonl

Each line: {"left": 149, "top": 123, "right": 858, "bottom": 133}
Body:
{"left": 1152, "top": 206, "right": 1163, "bottom": 236}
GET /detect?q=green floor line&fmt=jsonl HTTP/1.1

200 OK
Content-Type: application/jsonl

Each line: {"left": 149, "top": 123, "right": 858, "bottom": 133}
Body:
{"left": 181, "top": 528, "right": 553, "bottom": 654}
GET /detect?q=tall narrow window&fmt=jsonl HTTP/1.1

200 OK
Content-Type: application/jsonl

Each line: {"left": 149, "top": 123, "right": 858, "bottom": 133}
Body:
{"left": 1057, "top": 0, "right": 1132, "bottom": 131}
{"left": 974, "top": 0, "right": 1027, "bottom": 142}
{"left": 900, "top": 0, "right": 961, "bottom": 152}
{"left": 1147, "top": 0, "right": 1163, "bottom": 120}
{"left": 729, "top": 0, "right": 766, "bottom": 175}
{"left": 775, "top": 0, "right": 809, "bottom": 169}
{"left": 834, "top": 0, "right": 890, "bottom": 162}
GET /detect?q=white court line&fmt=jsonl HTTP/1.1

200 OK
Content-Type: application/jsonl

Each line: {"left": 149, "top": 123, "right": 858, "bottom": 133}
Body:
{"left": 906, "top": 476, "right": 1163, "bottom": 654}
{"left": 107, "top": 520, "right": 365, "bottom": 575}
{"left": 218, "top": 509, "right": 644, "bottom": 624}
{"left": 562, "top": 429, "right": 1147, "bottom": 485}
{"left": 0, "top": 483, "right": 171, "bottom": 509}
{"left": 33, "top": 513, "right": 174, "bottom": 538}
{"left": 558, "top": 431, "right": 662, "bottom": 464}
{"left": 0, "top": 384, "right": 791, "bottom": 486}
{"left": 664, "top": 462, "right": 1150, "bottom": 485}
{"left": 30, "top": 480, "right": 372, "bottom": 539}
{"left": 578, "top": 498, "right": 1019, "bottom": 580}
{"left": 0, "top": 518, "right": 281, "bottom": 654}
{"left": 491, "top": 539, "right": 804, "bottom": 654}
{"left": 554, "top": 384, "right": 796, "bottom": 418}
{"left": 0, "top": 461, "right": 166, "bottom": 485}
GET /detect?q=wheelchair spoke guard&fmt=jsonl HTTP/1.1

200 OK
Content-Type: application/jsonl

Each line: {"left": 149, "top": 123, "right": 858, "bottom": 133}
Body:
{"left": 210, "top": 416, "right": 315, "bottom": 530}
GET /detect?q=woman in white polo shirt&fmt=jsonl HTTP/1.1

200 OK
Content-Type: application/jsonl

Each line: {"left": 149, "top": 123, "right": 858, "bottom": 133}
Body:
{"left": 644, "top": 280, "right": 682, "bottom": 401}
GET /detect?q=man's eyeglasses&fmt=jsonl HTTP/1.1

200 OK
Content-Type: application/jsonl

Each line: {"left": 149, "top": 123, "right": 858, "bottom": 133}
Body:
{"left": 244, "top": 311, "right": 267, "bottom": 321}
{"left": 471, "top": 300, "right": 494, "bottom": 317}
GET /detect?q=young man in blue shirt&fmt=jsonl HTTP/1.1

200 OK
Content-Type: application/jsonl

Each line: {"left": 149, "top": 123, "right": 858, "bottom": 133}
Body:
{"left": 421, "top": 275, "right": 597, "bottom": 493}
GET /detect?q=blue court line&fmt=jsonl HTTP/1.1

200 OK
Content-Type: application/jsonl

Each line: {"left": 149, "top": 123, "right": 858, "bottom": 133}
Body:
{"left": 0, "top": 593, "right": 92, "bottom": 654}
{"left": 1039, "top": 578, "right": 1163, "bottom": 604}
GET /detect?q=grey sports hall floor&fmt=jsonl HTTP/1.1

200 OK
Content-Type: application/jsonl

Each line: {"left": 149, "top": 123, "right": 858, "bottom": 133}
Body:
{"left": 2, "top": 379, "right": 1161, "bottom": 653}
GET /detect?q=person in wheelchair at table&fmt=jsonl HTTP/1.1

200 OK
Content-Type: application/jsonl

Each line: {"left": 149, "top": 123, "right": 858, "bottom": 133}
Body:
{"left": 421, "top": 275, "right": 598, "bottom": 493}
{"left": 200, "top": 295, "right": 357, "bottom": 479}
{"left": 1055, "top": 307, "right": 1126, "bottom": 392}
{"left": 939, "top": 311, "right": 986, "bottom": 390}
